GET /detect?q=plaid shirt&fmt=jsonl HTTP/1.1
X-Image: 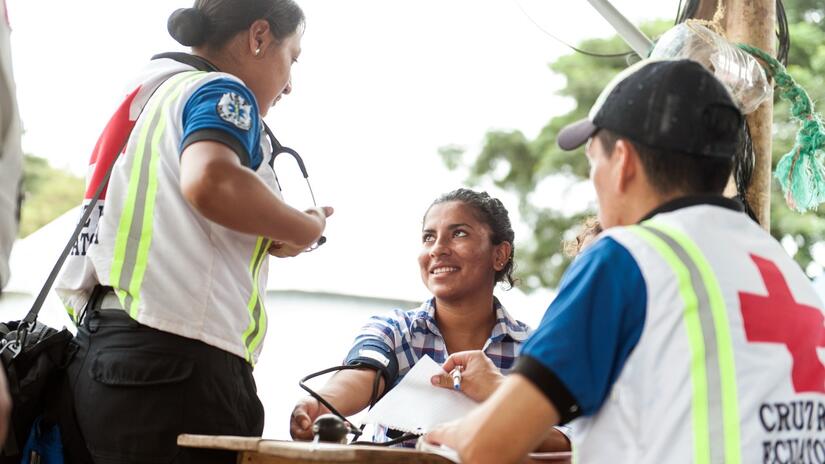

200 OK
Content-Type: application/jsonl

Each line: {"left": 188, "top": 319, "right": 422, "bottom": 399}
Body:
{"left": 346, "top": 297, "right": 531, "bottom": 445}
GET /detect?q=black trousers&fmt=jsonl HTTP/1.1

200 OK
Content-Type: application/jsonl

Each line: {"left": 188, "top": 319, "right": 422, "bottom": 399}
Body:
{"left": 59, "top": 304, "right": 264, "bottom": 464}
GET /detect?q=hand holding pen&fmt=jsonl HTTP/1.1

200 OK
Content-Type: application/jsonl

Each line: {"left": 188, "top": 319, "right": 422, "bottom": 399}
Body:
{"left": 430, "top": 350, "right": 506, "bottom": 402}
{"left": 450, "top": 366, "right": 462, "bottom": 391}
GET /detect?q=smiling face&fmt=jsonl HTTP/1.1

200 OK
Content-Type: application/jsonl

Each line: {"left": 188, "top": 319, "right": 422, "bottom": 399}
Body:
{"left": 418, "top": 201, "right": 509, "bottom": 303}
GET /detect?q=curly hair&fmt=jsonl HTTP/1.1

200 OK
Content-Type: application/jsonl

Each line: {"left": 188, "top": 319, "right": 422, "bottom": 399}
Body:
{"left": 563, "top": 216, "right": 603, "bottom": 258}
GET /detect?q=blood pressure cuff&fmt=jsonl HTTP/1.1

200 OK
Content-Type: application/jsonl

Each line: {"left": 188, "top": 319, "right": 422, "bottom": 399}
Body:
{"left": 344, "top": 340, "right": 399, "bottom": 393}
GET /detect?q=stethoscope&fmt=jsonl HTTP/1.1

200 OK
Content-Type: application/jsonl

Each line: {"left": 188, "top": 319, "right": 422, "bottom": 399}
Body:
{"left": 263, "top": 123, "right": 327, "bottom": 249}
{"left": 261, "top": 127, "right": 418, "bottom": 445}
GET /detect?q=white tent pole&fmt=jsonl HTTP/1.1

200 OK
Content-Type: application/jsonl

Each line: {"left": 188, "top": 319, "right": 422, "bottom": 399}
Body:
{"left": 585, "top": 0, "right": 655, "bottom": 58}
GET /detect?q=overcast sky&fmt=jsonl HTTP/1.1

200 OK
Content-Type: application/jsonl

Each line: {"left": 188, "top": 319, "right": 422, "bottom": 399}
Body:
{"left": 6, "top": 0, "right": 681, "bottom": 317}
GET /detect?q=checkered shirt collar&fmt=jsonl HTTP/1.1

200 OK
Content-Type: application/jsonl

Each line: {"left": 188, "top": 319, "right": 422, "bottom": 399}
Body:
{"left": 410, "top": 297, "right": 530, "bottom": 342}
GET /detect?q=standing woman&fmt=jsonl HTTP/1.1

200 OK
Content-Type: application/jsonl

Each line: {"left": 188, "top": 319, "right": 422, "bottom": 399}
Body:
{"left": 55, "top": 1, "right": 328, "bottom": 463}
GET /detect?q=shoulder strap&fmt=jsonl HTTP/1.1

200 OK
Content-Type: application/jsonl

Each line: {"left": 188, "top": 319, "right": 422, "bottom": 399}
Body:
{"left": 23, "top": 149, "right": 116, "bottom": 324}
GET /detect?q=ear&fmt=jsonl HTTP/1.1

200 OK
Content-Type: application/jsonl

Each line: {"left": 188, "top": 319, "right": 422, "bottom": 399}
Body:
{"left": 613, "top": 139, "right": 638, "bottom": 194}
{"left": 493, "top": 242, "right": 512, "bottom": 272}
{"left": 247, "top": 19, "right": 273, "bottom": 57}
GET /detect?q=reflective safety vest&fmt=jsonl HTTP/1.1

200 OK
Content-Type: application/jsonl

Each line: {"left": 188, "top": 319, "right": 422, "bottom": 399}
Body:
{"left": 571, "top": 205, "right": 825, "bottom": 464}
{"left": 56, "top": 59, "right": 280, "bottom": 365}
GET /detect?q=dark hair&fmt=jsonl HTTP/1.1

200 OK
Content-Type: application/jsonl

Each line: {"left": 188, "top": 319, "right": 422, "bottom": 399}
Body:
{"left": 426, "top": 188, "right": 517, "bottom": 290}
{"left": 596, "top": 130, "right": 734, "bottom": 196}
{"left": 168, "top": 0, "right": 305, "bottom": 49}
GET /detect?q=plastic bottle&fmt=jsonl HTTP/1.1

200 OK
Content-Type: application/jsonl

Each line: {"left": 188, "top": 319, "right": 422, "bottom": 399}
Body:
{"left": 650, "top": 23, "right": 772, "bottom": 114}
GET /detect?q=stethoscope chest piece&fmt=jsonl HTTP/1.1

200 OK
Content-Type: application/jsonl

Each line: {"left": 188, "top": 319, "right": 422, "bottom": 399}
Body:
{"left": 312, "top": 413, "right": 350, "bottom": 444}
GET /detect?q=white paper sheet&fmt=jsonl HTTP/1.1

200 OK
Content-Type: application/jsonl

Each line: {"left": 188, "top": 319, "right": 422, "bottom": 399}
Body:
{"left": 362, "top": 354, "right": 479, "bottom": 433}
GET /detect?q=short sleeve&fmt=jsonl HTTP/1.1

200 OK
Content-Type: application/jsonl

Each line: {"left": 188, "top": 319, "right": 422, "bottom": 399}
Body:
{"left": 344, "top": 310, "right": 417, "bottom": 384}
{"left": 180, "top": 78, "right": 263, "bottom": 170}
{"left": 513, "top": 236, "right": 647, "bottom": 423}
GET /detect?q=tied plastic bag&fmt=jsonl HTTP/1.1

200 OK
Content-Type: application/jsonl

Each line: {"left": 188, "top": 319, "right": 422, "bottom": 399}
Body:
{"left": 650, "top": 22, "right": 772, "bottom": 114}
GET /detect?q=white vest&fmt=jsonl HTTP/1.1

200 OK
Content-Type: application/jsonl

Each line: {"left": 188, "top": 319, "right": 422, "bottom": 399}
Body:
{"left": 56, "top": 62, "right": 280, "bottom": 365}
{"left": 571, "top": 205, "right": 825, "bottom": 464}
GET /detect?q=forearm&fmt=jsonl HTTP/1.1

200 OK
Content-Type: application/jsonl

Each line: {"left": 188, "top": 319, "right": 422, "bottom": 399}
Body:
{"left": 439, "top": 375, "right": 560, "bottom": 464}
{"left": 315, "top": 369, "right": 387, "bottom": 417}
{"left": 181, "top": 142, "right": 322, "bottom": 247}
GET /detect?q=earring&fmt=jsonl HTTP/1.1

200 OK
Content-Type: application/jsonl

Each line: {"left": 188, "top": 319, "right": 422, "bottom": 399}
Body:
{"left": 255, "top": 47, "right": 261, "bottom": 56}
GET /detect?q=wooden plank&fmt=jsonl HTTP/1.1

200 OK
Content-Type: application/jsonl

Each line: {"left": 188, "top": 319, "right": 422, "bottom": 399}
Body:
{"left": 177, "top": 434, "right": 262, "bottom": 452}
{"left": 252, "top": 441, "right": 453, "bottom": 463}
{"left": 180, "top": 435, "right": 571, "bottom": 463}
{"left": 179, "top": 435, "right": 453, "bottom": 463}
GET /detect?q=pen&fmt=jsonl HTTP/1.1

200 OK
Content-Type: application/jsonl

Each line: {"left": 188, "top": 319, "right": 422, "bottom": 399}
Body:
{"left": 450, "top": 366, "right": 462, "bottom": 391}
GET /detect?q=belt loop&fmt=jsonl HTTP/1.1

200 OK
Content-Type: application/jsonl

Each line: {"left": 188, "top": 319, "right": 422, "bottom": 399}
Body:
{"left": 80, "top": 285, "right": 110, "bottom": 331}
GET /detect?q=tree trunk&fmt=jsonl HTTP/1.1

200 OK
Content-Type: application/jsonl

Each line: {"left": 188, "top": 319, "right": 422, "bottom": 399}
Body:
{"left": 724, "top": 0, "right": 775, "bottom": 230}
{"left": 695, "top": 0, "right": 775, "bottom": 230}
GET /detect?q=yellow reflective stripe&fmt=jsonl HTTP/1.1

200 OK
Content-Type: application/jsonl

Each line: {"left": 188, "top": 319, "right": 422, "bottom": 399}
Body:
{"left": 128, "top": 73, "right": 206, "bottom": 317}
{"left": 646, "top": 221, "right": 741, "bottom": 464}
{"left": 64, "top": 304, "right": 76, "bottom": 322}
{"left": 109, "top": 71, "right": 206, "bottom": 316}
{"left": 242, "top": 237, "right": 270, "bottom": 364}
{"left": 629, "top": 226, "right": 710, "bottom": 464}
{"left": 247, "top": 290, "right": 268, "bottom": 361}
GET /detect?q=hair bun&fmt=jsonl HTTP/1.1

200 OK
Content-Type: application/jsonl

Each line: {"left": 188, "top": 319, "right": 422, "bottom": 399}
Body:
{"left": 167, "top": 8, "right": 208, "bottom": 47}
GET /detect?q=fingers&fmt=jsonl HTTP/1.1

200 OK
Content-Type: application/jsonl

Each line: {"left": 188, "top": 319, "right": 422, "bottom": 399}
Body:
{"left": 430, "top": 372, "right": 454, "bottom": 389}
{"left": 290, "top": 411, "right": 313, "bottom": 440}
{"left": 320, "top": 206, "right": 334, "bottom": 218}
{"left": 442, "top": 350, "right": 480, "bottom": 372}
{"left": 271, "top": 248, "right": 302, "bottom": 258}
{"left": 424, "top": 427, "right": 444, "bottom": 446}
{"left": 441, "top": 355, "right": 460, "bottom": 373}
{"left": 289, "top": 399, "right": 316, "bottom": 441}
{"left": 269, "top": 241, "right": 304, "bottom": 257}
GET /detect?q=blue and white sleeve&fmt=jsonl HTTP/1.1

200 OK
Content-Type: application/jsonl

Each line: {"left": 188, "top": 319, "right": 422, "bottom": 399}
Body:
{"left": 513, "top": 236, "right": 647, "bottom": 424}
{"left": 180, "top": 77, "right": 263, "bottom": 170}
{"left": 344, "top": 310, "right": 414, "bottom": 387}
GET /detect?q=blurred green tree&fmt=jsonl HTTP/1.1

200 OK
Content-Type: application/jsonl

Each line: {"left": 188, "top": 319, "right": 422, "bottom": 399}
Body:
{"left": 19, "top": 154, "right": 83, "bottom": 238}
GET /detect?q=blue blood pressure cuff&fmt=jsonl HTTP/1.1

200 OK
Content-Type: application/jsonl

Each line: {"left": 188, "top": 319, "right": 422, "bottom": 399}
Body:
{"left": 344, "top": 340, "right": 399, "bottom": 390}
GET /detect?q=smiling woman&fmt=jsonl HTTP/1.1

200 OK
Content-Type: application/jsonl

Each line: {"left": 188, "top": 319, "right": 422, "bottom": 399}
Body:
{"left": 288, "top": 188, "right": 553, "bottom": 446}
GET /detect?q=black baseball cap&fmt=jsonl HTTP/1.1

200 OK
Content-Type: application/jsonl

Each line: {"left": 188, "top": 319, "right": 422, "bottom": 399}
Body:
{"left": 557, "top": 59, "right": 742, "bottom": 158}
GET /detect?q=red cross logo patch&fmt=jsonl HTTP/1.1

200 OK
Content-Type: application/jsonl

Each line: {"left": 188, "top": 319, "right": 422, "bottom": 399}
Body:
{"left": 738, "top": 254, "right": 825, "bottom": 394}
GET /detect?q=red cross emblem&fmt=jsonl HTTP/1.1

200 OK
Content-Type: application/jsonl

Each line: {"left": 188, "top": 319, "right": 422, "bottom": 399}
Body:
{"left": 738, "top": 254, "right": 825, "bottom": 394}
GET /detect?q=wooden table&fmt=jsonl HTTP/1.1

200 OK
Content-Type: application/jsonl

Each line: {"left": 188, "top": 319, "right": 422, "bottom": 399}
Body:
{"left": 178, "top": 435, "right": 572, "bottom": 464}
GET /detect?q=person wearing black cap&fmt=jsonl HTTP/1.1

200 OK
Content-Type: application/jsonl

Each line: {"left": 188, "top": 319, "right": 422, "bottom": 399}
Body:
{"left": 425, "top": 59, "right": 825, "bottom": 463}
